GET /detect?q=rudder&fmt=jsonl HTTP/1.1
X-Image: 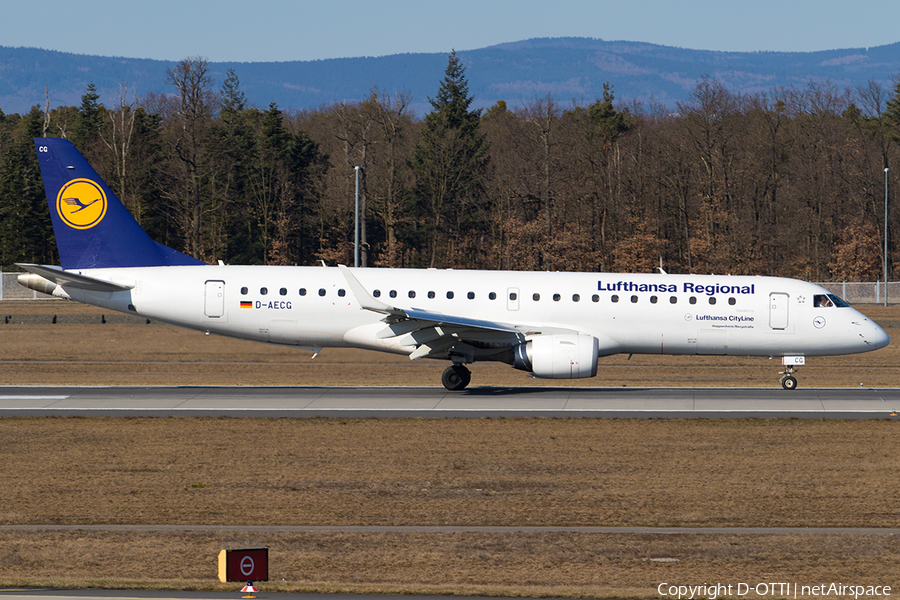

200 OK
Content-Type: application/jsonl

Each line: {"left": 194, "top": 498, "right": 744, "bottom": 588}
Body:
{"left": 34, "top": 137, "right": 204, "bottom": 269}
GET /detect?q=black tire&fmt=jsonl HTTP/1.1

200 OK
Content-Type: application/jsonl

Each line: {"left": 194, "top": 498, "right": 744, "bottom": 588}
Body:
{"left": 781, "top": 375, "right": 798, "bottom": 390}
{"left": 442, "top": 365, "right": 471, "bottom": 391}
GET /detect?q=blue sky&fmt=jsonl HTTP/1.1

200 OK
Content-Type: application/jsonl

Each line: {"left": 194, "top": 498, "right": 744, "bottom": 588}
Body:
{"left": 2, "top": 0, "right": 899, "bottom": 61}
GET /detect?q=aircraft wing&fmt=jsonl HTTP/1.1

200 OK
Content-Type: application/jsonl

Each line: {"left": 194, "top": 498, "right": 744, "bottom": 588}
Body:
{"left": 16, "top": 263, "right": 134, "bottom": 292}
{"left": 339, "top": 265, "right": 526, "bottom": 361}
{"left": 402, "top": 306, "right": 521, "bottom": 334}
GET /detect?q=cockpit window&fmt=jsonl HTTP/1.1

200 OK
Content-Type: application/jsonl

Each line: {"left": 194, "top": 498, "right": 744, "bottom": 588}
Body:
{"left": 814, "top": 294, "right": 850, "bottom": 308}
{"left": 828, "top": 294, "right": 850, "bottom": 307}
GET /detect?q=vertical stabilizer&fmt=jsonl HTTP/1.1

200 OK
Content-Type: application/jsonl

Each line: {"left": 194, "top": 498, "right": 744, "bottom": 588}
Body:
{"left": 34, "top": 137, "right": 205, "bottom": 269}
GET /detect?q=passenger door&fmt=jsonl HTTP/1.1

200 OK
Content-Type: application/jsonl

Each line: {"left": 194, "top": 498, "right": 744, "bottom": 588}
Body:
{"left": 204, "top": 280, "right": 225, "bottom": 318}
{"left": 769, "top": 292, "right": 789, "bottom": 330}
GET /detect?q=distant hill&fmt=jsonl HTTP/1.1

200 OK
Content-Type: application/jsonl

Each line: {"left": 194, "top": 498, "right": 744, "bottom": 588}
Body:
{"left": 2, "top": 37, "right": 899, "bottom": 116}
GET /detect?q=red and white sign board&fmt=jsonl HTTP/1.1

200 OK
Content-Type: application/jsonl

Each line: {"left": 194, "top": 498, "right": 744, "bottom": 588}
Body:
{"left": 782, "top": 355, "right": 805, "bottom": 366}
{"left": 218, "top": 547, "right": 268, "bottom": 583}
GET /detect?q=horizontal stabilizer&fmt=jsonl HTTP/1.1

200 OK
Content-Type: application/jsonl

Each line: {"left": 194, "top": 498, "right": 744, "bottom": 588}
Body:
{"left": 16, "top": 263, "right": 134, "bottom": 292}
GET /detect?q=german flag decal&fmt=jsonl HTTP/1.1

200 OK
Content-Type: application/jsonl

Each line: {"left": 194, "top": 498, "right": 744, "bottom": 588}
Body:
{"left": 240, "top": 301, "right": 253, "bottom": 309}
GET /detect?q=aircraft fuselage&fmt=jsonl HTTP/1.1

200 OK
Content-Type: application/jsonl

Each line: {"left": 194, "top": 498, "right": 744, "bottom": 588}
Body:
{"left": 44, "top": 265, "right": 887, "bottom": 362}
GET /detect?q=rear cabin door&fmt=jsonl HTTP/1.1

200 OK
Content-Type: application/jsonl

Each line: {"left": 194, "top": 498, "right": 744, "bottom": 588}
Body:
{"left": 204, "top": 280, "right": 225, "bottom": 318}
{"left": 769, "top": 292, "right": 789, "bottom": 330}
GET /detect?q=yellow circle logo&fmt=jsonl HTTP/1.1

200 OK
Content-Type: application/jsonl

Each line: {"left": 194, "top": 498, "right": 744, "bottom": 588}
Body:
{"left": 56, "top": 179, "right": 107, "bottom": 229}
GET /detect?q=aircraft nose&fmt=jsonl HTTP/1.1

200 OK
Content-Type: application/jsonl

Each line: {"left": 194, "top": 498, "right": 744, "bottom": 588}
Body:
{"left": 865, "top": 320, "right": 890, "bottom": 350}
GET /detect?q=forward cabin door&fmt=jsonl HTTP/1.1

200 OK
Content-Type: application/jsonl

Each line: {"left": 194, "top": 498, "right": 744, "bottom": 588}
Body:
{"left": 769, "top": 292, "right": 789, "bottom": 330}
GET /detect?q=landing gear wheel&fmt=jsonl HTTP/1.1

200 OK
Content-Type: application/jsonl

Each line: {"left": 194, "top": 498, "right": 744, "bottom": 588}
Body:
{"left": 779, "top": 363, "right": 799, "bottom": 390}
{"left": 781, "top": 375, "right": 798, "bottom": 390}
{"left": 441, "top": 364, "right": 471, "bottom": 391}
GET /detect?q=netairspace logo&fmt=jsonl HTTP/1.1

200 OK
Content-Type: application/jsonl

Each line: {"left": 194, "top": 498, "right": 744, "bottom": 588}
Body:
{"left": 658, "top": 582, "right": 891, "bottom": 600}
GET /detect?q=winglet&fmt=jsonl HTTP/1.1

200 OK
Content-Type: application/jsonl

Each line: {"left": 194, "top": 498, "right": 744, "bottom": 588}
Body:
{"left": 338, "top": 265, "right": 405, "bottom": 317}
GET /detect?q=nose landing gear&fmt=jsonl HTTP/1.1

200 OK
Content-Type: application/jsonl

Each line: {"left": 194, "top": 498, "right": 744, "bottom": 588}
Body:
{"left": 779, "top": 364, "right": 798, "bottom": 390}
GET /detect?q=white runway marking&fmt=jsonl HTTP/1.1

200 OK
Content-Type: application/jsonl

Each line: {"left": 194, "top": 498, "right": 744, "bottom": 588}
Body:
{"left": 0, "top": 395, "right": 69, "bottom": 400}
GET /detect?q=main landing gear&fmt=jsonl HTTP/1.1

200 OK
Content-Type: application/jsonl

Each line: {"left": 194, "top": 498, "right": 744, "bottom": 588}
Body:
{"left": 442, "top": 364, "right": 471, "bottom": 391}
{"left": 779, "top": 364, "right": 798, "bottom": 390}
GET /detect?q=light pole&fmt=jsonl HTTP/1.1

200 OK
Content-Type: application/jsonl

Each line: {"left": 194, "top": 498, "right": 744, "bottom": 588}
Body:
{"left": 354, "top": 166, "right": 360, "bottom": 268}
{"left": 885, "top": 167, "right": 890, "bottom": 306}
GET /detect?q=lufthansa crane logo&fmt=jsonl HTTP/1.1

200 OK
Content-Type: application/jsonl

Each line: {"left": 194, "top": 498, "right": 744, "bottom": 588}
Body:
{"left": 56, "top": 178, "right": 107, "bottom": 229}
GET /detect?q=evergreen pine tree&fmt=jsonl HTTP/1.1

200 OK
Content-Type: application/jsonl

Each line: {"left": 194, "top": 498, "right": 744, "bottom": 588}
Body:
{"left": 410, "top": 50, "right": 489, "bottom": 267}
{"left": 589, "top": 83, "right": 631, "bottom": 145}
{"left": 74, "top": 82, "right": 102, "bottom": 147}
{"left": 220, "top": 68, "right": 247, "bottom": 123}
{"left": 886, "top": 76, "right": 900, "bottom": 143}
{"left": 0, "top": 107, "right": 55, "bottom": 267}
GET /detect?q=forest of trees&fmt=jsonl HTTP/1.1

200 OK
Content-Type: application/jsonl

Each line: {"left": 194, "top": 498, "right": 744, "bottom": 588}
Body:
{"left": 2, "top": 52, "right": 900, "bottom": 282}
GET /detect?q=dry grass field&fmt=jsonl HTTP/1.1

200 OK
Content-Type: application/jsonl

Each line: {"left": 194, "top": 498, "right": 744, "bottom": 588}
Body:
{"left": 1, "top": 301, "right": 899, "bottom": 598}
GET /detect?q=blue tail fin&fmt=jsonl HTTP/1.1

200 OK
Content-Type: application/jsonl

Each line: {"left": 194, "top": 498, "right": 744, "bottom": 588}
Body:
{"left": 35, "top": 138, "right": 206, "bottom": 269}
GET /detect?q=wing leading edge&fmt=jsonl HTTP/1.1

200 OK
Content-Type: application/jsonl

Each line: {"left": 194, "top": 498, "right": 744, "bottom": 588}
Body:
{"left": 339, "top": 264, "right": 526, "bottom": 361}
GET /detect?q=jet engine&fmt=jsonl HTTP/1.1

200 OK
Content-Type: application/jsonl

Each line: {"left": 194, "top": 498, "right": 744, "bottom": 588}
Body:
{"left": 513, "top": 333, "right": 600, "bottom": 379}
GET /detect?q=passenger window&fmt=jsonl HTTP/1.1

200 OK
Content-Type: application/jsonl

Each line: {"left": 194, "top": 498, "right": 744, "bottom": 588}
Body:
{"left": 650, "top": 296, "right": 658, "bottom": 304}
{"left": 631, "top": 295, "right": 638, "bottom": 303}
{"left": 728, "top": 297, "right": 736, "bottom": 305}
{"left": 299, "top": 288, "right": 307, "bottom": 296}
{"left": 338, "top": 289, "right": 346, "bottom": 297}
{"left": 509, "top": 292, "right": 518, "bottom": 301}
{"left": 467, "top": 292, "right": 475, "bottom": 299}
{"left": 709, "top": 297, "right": 716, "bottom": 305}
{"left": 260, "top": 287, "right": 268, "bottom": 295}
{"left": 318, "top": 288, "right": 326, "bottom": 297}
{"left": 592, "top": 294, "right": 599, "bottom": 302}
{"left": 689, "top": 296, "right": 697, "bottom": 305}
{"left": 241, "top": 287, "right": 248, "bottom": 295}
{"left": 428, "top": 291, "right": 435, "bottom": 299}
{"left": 611, "top": 295, "right": 619, "bottom": 303}
{"left": 489, "top": 292, "right": 497, "bottom": 300}
{"left": 373, "top": 289, "right": 381, "bottom": 298}
{"left": 553, "top": 293, "right": 561, "bottom": 302}
{"left": 408, "top": 291, "right": 416, "bottom": 299}
{"left": 389, "top": 290, "right": 397, "bottom": 298}
{"left": 447, "top": 291, "right": 454, "bottom": 299}
{"left": 533, "top": 293, "right": 541, "bottom": 301}
{"left": 280, "top": 287, "right": 287, "bottom": 296}
{"left": 572, "top": 294, "right": 580, "bottom": 302}
{"left": 669, "top": 296, "right": 677, "bottom": 304}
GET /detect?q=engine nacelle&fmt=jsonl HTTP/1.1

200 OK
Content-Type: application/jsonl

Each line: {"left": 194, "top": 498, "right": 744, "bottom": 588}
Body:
{"left": 513, "top": 333, "right": 600, "bottom": 379}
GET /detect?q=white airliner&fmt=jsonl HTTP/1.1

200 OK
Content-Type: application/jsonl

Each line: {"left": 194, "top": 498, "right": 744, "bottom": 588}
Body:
{"left": 18, "top": 138, "right": 890, "bottom": 390}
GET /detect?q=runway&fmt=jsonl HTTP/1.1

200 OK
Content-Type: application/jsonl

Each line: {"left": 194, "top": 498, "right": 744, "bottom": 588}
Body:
{"left": 0, "top": 591, "right": 528, "bottom": 600}
{"left": 1, "top": 385, "right": 899, "bottom": 418}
